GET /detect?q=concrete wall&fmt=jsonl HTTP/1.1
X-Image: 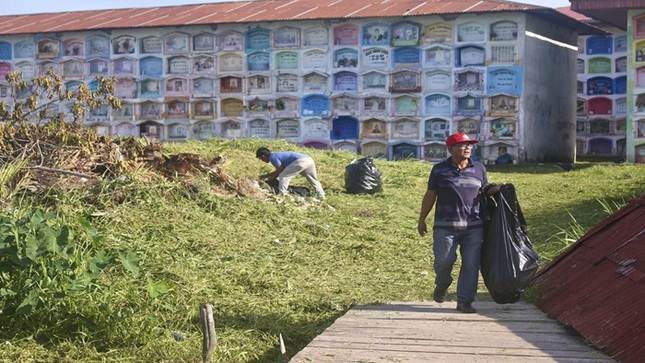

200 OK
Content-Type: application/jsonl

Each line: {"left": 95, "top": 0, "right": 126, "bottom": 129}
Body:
{"left": 522, "top": 15, "right": 579, "bottom": 163}
{"left": 628, "top": 9, "right": 645, "bottom": 163}
{"left": 0, "top": 11, "right": 590, "bottom": 164}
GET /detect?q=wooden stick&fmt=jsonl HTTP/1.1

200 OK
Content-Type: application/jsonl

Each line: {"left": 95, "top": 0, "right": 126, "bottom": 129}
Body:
{"left": 200, "top": 303, "right": 216, "bottom": 363}
{"left": 280, "top": 333, "right": 287, "bottom": 362}
{"left": 29, "top": 165, "right": 96, "bottom": 179}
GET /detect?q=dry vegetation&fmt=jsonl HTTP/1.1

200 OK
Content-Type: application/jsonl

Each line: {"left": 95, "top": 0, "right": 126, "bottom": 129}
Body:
{"left": 0, "top": 119, "right": 266, "bottom": 202}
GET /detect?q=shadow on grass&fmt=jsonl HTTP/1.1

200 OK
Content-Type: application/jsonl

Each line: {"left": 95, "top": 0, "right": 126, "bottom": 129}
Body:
{"left": 485, "top": 162, "right": 596, "bottom": 174}
{"left": 203, "top": 306, "right": 349, "bottom": 362}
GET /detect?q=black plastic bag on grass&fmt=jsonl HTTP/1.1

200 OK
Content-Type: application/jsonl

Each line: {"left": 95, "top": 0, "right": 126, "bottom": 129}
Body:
{"left": 344, "top": 157, "right": 383, "bottom": 194}
{"left": 480, "top": 184, "right": 540, "bottom": 304}
{"left": 266, "top": 179, "right": 311, "bottom": 197}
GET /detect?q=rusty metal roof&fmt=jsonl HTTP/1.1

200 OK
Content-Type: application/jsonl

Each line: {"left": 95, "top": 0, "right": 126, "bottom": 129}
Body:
{"left": 533, "top": 194, "right": 645, "bottom": 363}
{"left": 570, "top": 0, "right": 641, "bottom": 30}
{"left": 0, "top": 0, "right": 600, "bottom": 36}
{"left": 556, "top": 6, "right": 624, "bottom": 32}
{"left": 556, "top": 6, "right": 592, "bottom": 22}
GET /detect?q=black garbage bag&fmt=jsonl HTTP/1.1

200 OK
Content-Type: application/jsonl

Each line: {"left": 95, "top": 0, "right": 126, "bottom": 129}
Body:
{"left": 265, "top": 179, "right": 311, "bottom": 197}
{"left": 480, "top": 184, "right": 540, "bottom": 304}
{"left": 344, "top": 157, "right": 383, "bottom": 194}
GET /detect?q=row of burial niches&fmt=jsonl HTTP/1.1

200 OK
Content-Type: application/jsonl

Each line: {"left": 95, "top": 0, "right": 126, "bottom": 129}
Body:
{"left": 0, "top": 45, "right": 520, "bottom": 88}
{"left": 0, "top": 42, "right": 520, "bottom": 74}
{"left": 0, "top": 48, "right": 520, "bottom": 86}
{"left": 0, "top": 20, "right": 524, "bottom": 82}
{"left": 338, "top": 138, "right": 518, "bottom": 165}
{"left": 577, "top": 34, "right": 627, "bottom": 55}
{"left": 576, "top": 95, "right": 626, "bottom": 117}
{"left": 0, "top": 67, "right": 520, "bottom": 116}
{"left": 577, "top": 56, "right": 627, "bottom": 75}
{"left": 0, "top": 45, "right": 519, "bottom": 77}
{"left": 86, "top": 117, "right": 519, "bottom": 164}
{"left": 575, "top": 116, "right": 627, "bottom": 136}
{"left": 340, "top": 141, "right": 517, "bottom": 165}
{"left": 24, "top": 91, "right": 521, "bottom": 126}
{"left": 84, "top": 114, "right": 519, "bottom": 154}
{"left": 0, "top": 67, "right": 523, "bottom": 107}
{"left": 0, "top": 18, "right": 523, "bottom": 60}
{"left": 576, "top": 136, "right": 627, "bottom": 157}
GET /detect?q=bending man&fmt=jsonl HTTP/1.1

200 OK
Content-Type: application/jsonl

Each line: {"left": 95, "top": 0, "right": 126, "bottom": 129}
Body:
{"left": 256, "top": 147, "right": 325, "bottom": 199}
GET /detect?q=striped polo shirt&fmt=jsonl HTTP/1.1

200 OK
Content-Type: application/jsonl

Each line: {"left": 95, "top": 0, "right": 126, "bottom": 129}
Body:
{"left": 427, "top": 157, "right": 488, "bottom": 230}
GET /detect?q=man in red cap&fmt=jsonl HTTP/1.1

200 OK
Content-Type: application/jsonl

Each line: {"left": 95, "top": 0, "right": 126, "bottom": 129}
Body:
{"left": 417, "top": 132, "right": 502, "bottom": 313}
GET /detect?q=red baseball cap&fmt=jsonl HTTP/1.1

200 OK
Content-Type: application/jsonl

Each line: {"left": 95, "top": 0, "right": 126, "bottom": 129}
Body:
{"left": 446, "top": 132, "right": 478, "bottom": 147}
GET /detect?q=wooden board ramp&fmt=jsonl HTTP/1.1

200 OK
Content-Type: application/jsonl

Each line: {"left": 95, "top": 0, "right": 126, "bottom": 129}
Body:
{"left": 290, "top": 301, "right": 615, "bottom": 362}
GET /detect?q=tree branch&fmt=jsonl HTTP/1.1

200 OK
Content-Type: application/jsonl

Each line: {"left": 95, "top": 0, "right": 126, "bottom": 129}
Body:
{"left": 28, "top": 165, "right": 96, "bottom": 179}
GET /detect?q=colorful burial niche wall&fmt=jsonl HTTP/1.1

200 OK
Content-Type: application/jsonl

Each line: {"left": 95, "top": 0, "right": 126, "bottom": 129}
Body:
{"left": 0, "top": 14, "right": 536, "bottom": 162}
{"left": 577, "top": 28, "right": 631, "bottom": 159}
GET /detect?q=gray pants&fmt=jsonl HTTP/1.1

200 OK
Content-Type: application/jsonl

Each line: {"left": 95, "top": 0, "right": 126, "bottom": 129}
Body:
{"left": 279, "top": 157, "right": 325, "bottom": 199}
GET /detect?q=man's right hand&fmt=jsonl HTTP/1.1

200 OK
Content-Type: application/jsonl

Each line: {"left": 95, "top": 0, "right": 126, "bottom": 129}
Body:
{"left": 417, "top": 221, "right": 428, "bottom": 236}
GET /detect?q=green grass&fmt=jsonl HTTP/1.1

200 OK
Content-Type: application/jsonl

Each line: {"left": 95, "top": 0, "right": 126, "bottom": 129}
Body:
{"left": 1, "top": 138, "right": 643, "bottom": 362}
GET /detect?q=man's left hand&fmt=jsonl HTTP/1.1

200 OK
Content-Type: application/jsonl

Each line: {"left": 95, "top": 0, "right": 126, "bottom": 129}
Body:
{"left": 486, "top": 183, "right": 507, "bottom": 196}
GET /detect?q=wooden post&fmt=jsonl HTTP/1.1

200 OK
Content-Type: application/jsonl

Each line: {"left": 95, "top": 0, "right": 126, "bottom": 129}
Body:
{"left": 200, "top": 303, "right": 216, "bottom": 363}
{"left": 280, "top": 333, "right": 287, "bottom": 362}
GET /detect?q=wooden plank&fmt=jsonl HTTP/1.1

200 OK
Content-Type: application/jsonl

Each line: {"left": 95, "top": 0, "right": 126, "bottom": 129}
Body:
{"left": 316, "top": 331, "right": 590, "bottom": 348}
{"left": 293, "top": 349, "right": 615, "bottom": 363}
{"left": 322, "top": 327, "right": 575, "bottom": 340}
{"left": 307, "top": 335, "right": 600, "bottom": 352}
{"left": 330, "top": 318, "right": 564, "bottom": 329}
{"left": 300, "top": 344, "right": 611, "bottom": 359}
{"left": 346, "top": 302, "right": 557, "bottom": 321}
{"left": 290, "top": 301, "right": 615, "bottom": 363}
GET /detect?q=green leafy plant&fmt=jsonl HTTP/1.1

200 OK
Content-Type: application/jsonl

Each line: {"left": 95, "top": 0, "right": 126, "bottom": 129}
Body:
{"left": 0, "top": 210, "right": 107, "bottom": 315}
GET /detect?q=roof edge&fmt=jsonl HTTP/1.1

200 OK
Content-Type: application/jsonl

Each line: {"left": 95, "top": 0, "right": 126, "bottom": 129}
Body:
{"left": 526, "top": 8, "right": 609, "bottom": 36}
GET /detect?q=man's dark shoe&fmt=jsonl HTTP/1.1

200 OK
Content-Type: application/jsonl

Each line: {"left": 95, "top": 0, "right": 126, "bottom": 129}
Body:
{"left": 433, "top": 287, "right": 448, "bottom": 303}
{"left": 456, "top": 302, "right": 477, "bottom": 314}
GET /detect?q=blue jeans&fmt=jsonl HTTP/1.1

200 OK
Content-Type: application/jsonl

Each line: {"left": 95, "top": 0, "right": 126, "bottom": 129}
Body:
{"left": 432, "top": 227, "right": 484, "bottom": 304}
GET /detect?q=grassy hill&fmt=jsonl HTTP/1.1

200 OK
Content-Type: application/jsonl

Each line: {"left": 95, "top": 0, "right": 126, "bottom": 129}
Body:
{"left": 1, "top": 137, "right": 643, "bottom": 362}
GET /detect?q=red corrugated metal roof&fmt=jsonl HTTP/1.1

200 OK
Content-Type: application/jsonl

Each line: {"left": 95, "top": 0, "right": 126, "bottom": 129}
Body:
{"left": 533, "top": 195, "right": 645, "bottom": 363}
{"left": 569, "top": 0, "right": 639, "bottom": 30}
{"left": 0, "top": 0, "right": 598, "bottom": 36}
{"left": 556, "top": 6, "right": 593, "bottom": 22}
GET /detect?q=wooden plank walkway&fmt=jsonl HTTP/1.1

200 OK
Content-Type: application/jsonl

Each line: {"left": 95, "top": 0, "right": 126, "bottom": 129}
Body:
{"left": 290, "top": 301, "right": 615, "bottom": 362}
